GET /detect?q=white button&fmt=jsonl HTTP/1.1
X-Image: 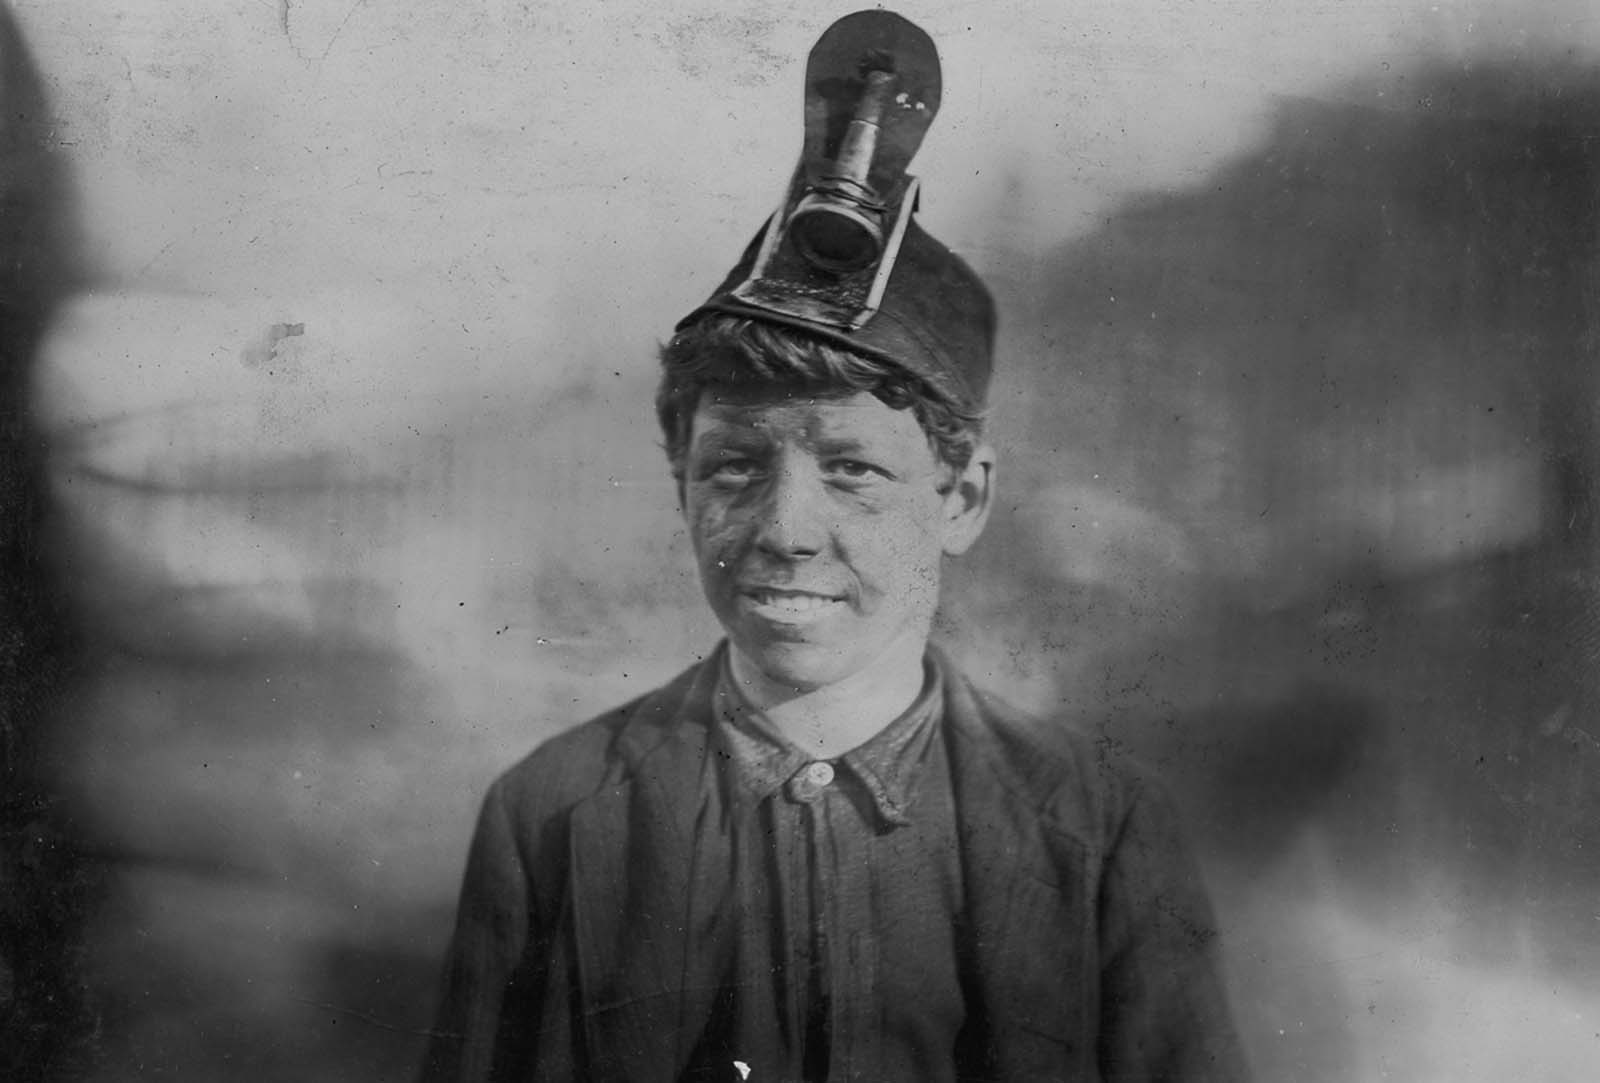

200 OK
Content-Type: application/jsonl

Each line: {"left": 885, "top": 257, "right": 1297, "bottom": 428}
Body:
{"left": 786, "top": 760, "right": 836, "bottom": 803}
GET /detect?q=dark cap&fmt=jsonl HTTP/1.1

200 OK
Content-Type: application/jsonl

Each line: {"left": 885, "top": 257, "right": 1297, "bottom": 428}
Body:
{"left": 674, "top": 10, "right": 996, "bottom": 412}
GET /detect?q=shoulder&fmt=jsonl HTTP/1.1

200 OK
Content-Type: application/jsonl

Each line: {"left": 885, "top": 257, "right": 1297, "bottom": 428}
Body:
{"left": 485, "top": 658, "right": 711, "bottom": 828}
{"left": 942, "top": 660, "right": 1163, "bottom": 847}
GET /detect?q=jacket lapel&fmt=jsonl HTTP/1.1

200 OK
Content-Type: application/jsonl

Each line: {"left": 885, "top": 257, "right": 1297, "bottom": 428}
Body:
{"left": 943, "top": 667, "right": 1099, "bottom": 1079}
{"left": 566, "top": 661, "right": 735, "bottom": 1083}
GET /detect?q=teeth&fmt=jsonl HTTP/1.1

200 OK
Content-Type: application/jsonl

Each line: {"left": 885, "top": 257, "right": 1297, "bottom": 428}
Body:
{"left": 751, "top": 591, "right": 838, "bottom": 612}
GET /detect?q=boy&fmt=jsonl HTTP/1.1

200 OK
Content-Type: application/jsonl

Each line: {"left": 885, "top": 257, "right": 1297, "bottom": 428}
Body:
{"left": 423, "top": 12, "right": 1245, "bottom": 1081}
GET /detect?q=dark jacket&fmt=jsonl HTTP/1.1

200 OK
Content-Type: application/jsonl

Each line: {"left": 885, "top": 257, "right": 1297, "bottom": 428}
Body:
{"left": 421, "top": 650, "right": 1248, "bottom": 1082}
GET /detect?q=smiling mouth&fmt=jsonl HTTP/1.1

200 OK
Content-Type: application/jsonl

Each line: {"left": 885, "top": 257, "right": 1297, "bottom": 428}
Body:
{"left": 742, "top": 588, "right": 846, "bottom": 616}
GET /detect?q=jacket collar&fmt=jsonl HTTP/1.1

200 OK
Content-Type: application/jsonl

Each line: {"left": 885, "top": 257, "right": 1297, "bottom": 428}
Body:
{"left": 711, "top": 650, "right": 946, "bottom": 827}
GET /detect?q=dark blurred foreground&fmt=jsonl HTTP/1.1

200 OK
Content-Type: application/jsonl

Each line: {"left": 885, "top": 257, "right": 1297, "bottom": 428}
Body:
{"left": 5, "top": 26, "right": 1600, "bottom": 1083}
{"left": 0, "top": 4, "right": 88, "bottom": 1078}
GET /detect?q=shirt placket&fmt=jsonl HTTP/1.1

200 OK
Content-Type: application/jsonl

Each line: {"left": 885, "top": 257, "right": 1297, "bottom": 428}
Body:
{"left": 824, "top": 781, "right": 880, "bottom": 1082}
{"left": 801, "top": 793, "right": 832, "bottom": 1081}
{"left": 768, "top": 791, "right": 809, "bottom": 1080}
{"left": 785, "top": 759, "right": 882, "bottom": 1083}
{"left": 780, "top": 759, "right": 830, "bottom": 1081}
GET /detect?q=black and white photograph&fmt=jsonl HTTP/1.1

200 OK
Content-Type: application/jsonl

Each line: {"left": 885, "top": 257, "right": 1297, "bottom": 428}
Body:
{"left": 1, "top": 2, "right": 1596, "bottom": 1080}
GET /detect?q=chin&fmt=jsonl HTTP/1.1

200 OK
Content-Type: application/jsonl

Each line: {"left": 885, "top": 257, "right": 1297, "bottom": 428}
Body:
{"left": 735, "top": 640, "right": 854, "bottom": 692}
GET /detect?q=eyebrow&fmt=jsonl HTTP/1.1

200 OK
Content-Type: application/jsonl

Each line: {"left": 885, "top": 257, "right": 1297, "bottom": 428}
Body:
{"left": 688, "top": 428, "right": 767, "bottom": 455}
{"left": 691, "top": 413, "right": 911, "bottom": 462}
{"left": 810, "top": 437, "right": 882, "bottom": 458}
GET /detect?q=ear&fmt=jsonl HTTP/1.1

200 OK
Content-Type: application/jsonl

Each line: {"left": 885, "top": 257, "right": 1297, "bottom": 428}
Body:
{"left": 939, "top": 444, "right": 995, "bottom": 556}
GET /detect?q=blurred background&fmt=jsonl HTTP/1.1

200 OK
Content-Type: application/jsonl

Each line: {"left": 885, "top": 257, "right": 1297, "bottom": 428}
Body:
{"left": 1, "top": 1, "right": 1597, "bottom": 1079}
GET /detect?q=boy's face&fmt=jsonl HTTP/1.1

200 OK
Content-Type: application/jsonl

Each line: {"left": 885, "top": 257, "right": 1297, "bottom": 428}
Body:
{"left": 680, "top": 386, "right": 992, "bottom": 693}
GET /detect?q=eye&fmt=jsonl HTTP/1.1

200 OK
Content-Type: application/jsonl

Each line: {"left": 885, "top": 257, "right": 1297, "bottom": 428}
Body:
{"left": 826, "top": 458, "right": 886, "bottom": 481}
{"left": 701, "top": 457, "right": 762, "bottom": 484}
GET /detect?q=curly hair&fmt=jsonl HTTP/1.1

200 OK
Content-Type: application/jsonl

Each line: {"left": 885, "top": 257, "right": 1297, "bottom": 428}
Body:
{"left": 656, "top": 315, "right": 985, "bottom": 482}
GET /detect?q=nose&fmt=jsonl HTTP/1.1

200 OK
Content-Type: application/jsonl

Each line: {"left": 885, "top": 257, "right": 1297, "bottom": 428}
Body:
{"left": 751, "top": 463, "right": 827, "bottom": 560}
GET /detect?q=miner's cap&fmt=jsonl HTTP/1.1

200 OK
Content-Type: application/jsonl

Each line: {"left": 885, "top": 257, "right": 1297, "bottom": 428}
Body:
{"left": 674, "top": 9, "right": 996, "bottom": 413}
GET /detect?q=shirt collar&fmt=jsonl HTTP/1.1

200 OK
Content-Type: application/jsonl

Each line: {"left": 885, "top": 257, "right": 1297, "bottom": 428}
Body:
{"left": 712, "top": 651, "right": 945, "bottom": 827}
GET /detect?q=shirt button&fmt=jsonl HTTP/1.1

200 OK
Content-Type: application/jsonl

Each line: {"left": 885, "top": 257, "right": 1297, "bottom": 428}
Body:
{"left": 787, "top": 760, "right": 835, "bottom": 803}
